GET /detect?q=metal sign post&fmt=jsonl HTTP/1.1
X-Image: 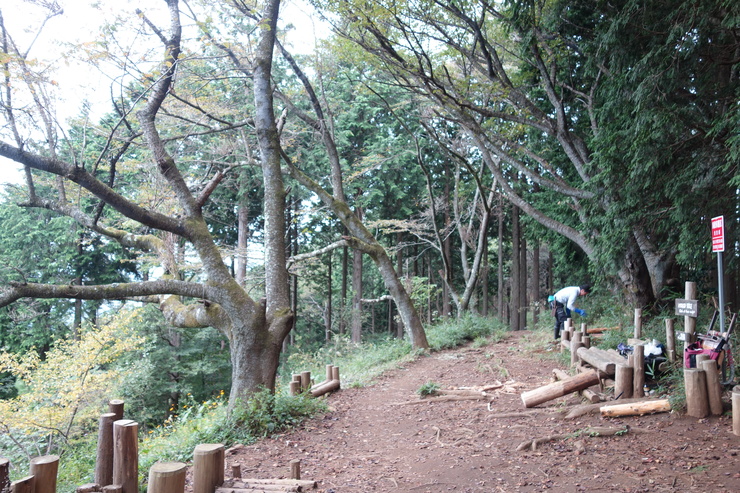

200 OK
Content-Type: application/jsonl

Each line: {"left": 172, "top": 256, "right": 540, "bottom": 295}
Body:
{"left": 711, "top": 215, "right": 725, "bottom": 334}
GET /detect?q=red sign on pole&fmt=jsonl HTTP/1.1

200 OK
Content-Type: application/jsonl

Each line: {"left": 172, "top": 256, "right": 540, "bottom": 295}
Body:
{"left": 711, "top": 215, "right": 724, "bottom": 253}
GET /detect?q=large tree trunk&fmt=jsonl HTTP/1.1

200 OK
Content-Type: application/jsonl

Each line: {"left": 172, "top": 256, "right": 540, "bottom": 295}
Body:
{"left": 227, "top": 315, "right": 285, "bottom": 407}
{"left": 617, "top": 234, "right": 656, "bottom": 308}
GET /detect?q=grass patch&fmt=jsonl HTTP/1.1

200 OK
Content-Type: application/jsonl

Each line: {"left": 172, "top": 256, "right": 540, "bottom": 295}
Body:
{"left": 417, "top": 381, "right": 441, "bottom": 396}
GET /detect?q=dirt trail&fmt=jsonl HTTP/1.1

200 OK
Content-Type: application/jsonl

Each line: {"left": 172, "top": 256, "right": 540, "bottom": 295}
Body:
{"left": 224, "top": 331, "right": 740, "bottom": 492}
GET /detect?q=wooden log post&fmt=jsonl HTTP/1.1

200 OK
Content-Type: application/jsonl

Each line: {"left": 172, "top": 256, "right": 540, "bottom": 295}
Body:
{"left": 193, "top": 444, "right": 225, "bottom": 493}
{"left": 108, "top": 400, "right": 125, "bottom": 421}
{"left": 290, "top": 459, "right": 301, "bottom": 480}
{"left": 75, "top": 483, "right": 101, "bottom": 493}
{"left": 112, "top": 420, "right": 138, "bottom": 493}
{"left": 9, "top": 477, "right": 33, "bottom": 493}
{"left": 101, "top": 485, "right": 122, "bottom": 493}
{"left": 230, "top": 465, "right": 241, "bottom": 480}
{"left": 665, "top": 318, "right": 676, "bottom": 362}
{"left": 300, "top": 372, "right": 311, "bottom": 393}
{"left": 634, "top": 308, "right": 642, "bottom": 339}
{"left": 700, "top": 359, "right": 723, "bottom": 416}
{"left": 331, "top": 366, "right": 340, "bottom": 385}
{"left": 695, "top": 354, "right": 710, "bottom": 366}
{"left": 521, "top": 370, "right": 600, "bottom": 408}
{"left": 615, "top": 364, "right": 633, "bottom": 399}
{"left": 601, "top": 399, "right": 671, "bottom": 417}
{"left": 30, "top": 455, "right": 59, "bottom": 493}
{"left": 684, "top": 282, "right": 697, "bottom": 343}
{"left": 582, "top": 335, "right": 591, "bottom": 349}
{"left": 289, "top": 380, "right": 301, "bottom": 396}
{"left": 1, "top": 458, "right": 10, "bottom": 493}
{"left": 571, "top": 339, "right": 584, "bottom": 367}
{"left": 633, "top": 344, "right": 645, "bottom": 398}
{"left": 733, "top": 387, "right": 740, "bottom": 436}
{"left": 684, "top": 368, "right": 709, "bottom": 418}
{"left": 95, "top": 412, "right": 116, "bottom": 487}
{"left": 147, "top": 462, "right": 187, "bottom": 493}
{"left": 325, "top": 365, "right": 334, "bottom": 381}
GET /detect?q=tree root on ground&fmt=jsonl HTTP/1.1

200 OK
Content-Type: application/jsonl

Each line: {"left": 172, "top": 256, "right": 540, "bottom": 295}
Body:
{"left": 516, "top": 425, "right": 650, "bottom": 452}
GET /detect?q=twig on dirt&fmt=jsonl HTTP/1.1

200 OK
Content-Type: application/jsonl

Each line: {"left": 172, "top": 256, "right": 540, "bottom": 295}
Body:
{"left": 382, "top": 477, "right": 399, "bottom": 487}
{"left": 432, "top": 426, "right": 445, "bottom": 447}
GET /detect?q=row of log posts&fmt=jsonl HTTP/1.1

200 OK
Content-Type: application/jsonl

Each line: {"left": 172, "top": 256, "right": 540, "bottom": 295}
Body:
{"left": 0, "top": 455, "right": 59, "bottom": 493}
{"left": 289, "top": 365, "right": 341, "bottom": 397}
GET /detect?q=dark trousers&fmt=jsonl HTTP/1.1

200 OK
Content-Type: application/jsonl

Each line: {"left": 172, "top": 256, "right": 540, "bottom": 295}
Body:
{"left": 553, "top": 303, "right": 571, "bottom": 339}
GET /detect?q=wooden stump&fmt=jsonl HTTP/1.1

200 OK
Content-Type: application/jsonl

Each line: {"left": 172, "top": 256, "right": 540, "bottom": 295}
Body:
{"left": 521, "top": 370, "right": 600, "bottom": 408}
{"left": 9, "top": 477, "right": 33, "bottom": 493}
{"left": 634, "top": 308, "right": 642, "bottom": 339}
{"left": 290, "top": 459, "right": 301, "bottom": 480}
{"left": 1, "top": 458, "right": 9, "bottom": 493}
{"left": 700, "top": 359, "right": 723, "bottom": 416}
{"left": 665, "top": 318, "right": 676, "bottom": 362}
{"left": 633, "top": 344, "right": 645, "bottom": 398}
{"left": 30, "top": 455, "right": 59, "bottom": 493}
{"left": 684, "top": 368, "right": 709, "bottom": 418}
{"left": 102, "top": 485, "right": 122, "bottom": 493}
{"left": 615, "top": 364, "right": 633, "bottom": 399}
{"left": 300, "top": 372, "right": 311, "bottom": 392}
{"left": 193, "top": 444, "right": 225, "bottom": 493}
{"left": 75, "top": 483, "right": 101, "bottom": 493}
{"left": 147, "top": 462, "right": 187, "bottom": 493}
{"left": 112, "top": 420, "right": 139, "bottom": 493}
{"left": 108, "top": 399, "right": 125, "bottom": 421}
{"left": 95, "top": 412, "right": 117, "bottom": 487}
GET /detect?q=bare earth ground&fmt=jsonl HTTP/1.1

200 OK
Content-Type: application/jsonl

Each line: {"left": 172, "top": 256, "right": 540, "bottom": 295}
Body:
{"left": 222, "top": 331, "right": 740, "bottom": 492}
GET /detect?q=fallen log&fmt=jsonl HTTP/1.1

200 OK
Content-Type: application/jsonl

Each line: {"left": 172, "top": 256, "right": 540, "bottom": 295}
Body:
{"left": 552, "top": 368, "right": 603, "bottom": 404}
{"left": 521, "top": 370, "right": 600, "bottom": 408}
{"left": 576, "top": 347, "right": 626, "bottom": 376}
{"left": 586, "top": 326, "right": 621, "bottom": 334}
{"left": 308, "top": 379, "right": 339, "bottom": 398}
{"left": 600, "top": 399, "right": 671, "bottom": 417}
{"left": 563, "top": 397, "right": 654, "bottom": 419}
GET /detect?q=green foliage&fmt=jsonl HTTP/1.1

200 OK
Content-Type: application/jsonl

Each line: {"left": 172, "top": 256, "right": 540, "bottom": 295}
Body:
{"left": 417, "top": 381, "right": 440, "bottom": 396}
{"left": 233, "top": 389, "right": 326, "bottom": 439}
{"left": 281, "top": 333, "right": 416, "bottom": 389}
{"left": 0, "top": 309, "right": 144, "bottom": 477}
{"left": 138, "top": 390, "right": 325, "bottom": 473}
{"left": 425, "top": 314, "right": 509, "bottom": 351}
{"left": 111, "top": 305, "right": 232, "bottom": 430}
